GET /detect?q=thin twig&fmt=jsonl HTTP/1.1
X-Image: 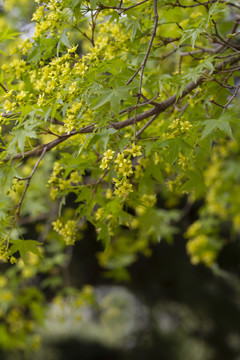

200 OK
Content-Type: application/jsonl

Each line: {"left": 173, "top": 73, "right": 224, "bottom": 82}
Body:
{"left": 75, "top": 27, "right": 94, "bottom": 46}
{"left": 126, "top": 0, "right": 158, "bottom": 87}
{"left": 139, "top": 0, "right": 158, "bottom": 94}
{"left": 136, "top": 113, "right": 159, "bottom": 139}
{"left": 223, "top": 84, "right": 240, "bottom": 113}
{"left": 166, "top": 0, "right": 240, "bottom": 10}
{"left": 90, "top": 10, "right": 96, "bottom": 46}
{"left": 119, "top": 93, "right": 159, "bottom": 115}
{"left": 0, "top": 83, "right": 8, "bottom": 93}
{"left": 211, "top": 77, "right": 233, "bottom": 89}
{"left": 120, "top": 0, "right": 149, "bottom": 13}
{"left": 208, "top": 99, "right": 224, "bottom": 108}
{"left": 98, "top": 0, "right": 149, "bottom": 14}
{"left": 212, "top": 19, "right": 240, "bottom": 52}
{"left": 15, "top": 147, "right": 47, "bottom": 220}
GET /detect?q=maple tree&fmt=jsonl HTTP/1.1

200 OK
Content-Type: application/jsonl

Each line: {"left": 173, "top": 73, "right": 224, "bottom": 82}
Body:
{"left": 0, "top": 0, "right": 240, "bottom": 354}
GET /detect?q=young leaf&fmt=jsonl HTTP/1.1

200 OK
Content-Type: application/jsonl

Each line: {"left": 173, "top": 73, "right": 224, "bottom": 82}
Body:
{"left": 9, "top": 240, "right": 42, "bottom": 264}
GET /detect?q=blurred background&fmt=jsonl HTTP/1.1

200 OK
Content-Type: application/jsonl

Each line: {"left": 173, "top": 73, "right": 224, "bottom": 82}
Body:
{"left": 15, "top": 223, "right": 240, "bottom": 360}
{"left": 2, "top": 212, "right": 240, "bottom": 360}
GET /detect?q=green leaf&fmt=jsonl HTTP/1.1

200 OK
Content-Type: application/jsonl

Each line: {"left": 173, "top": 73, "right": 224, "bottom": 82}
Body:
{"left": 92, "top": 89, "right": 112, "bottom": 109}
{"left": 17, "top": 128, "right": 37, "bottom": 154}
{"left": 97, "top": 223, "right": 110, "bottom": 248}
{"left": 93, "top": 86, "right": 131, "bottom": 114}
{"left": 146, "top": 164, "right": 163, "bottom": 183}
{"left": 57, "top": 28, "right": 71, "bottom": 56}
{"left": 7, "top": 125, "right": 38, "bottom": 156}
{"left": 167, "top": 138, "right": 181, "bottom": 165}
{"left": 87, "top": 128, "right": 117, "bottom": 152}
{"left": 131, "top": 20, "right": 142, "bottom": 41}
{"left": 139, "top": 209, "right": 180, "bottom": 243}
{"left": 27, "top": 45, "right": 42, "bottom": 63}
{"left": 9, "top": 240, "right": 42, "bottom": 264}
{"left": 201, "top": 118, "right": 234, "bottom": 140}
{"left": 51, "top": 102, "right": 59, "bottom": 120}
{"left": 179, "top": 28, "right": 202, "bottom": 49}
{"left": 180, "top": 169, "right": 207, "bottom": 197}
{"left": 0, "top": 26, "right": 20, "bottom": 42}
{"left": 89, "top": 0, "right": 98, "bottom": 8}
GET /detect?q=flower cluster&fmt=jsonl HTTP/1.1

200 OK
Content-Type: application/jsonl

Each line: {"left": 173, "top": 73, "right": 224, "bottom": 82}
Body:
{"left": 7, "top": 178, "right": 24, "bottom": 201}
{"left": 134, "top": 194, "right": 157, "bottom": 216}
{"left": 52, "top": 218, "right": 78, "bottom": 245}
{"left": 185, "top": 217, "right": 222, "bottom": 267}
{"left": 100, "top": 145, "right": 142, "bottom": 198}
{"left": 177, "top": 153, "right": 192, "bottom": 171}
{"left": 112, "top": 145, "right": 142, "bottom": 198}
{"left": 32, "top": 2, "right": 66, "bottom": 38}
{"left": 0, "top": 242, "right": 10, "bottom": 263}
{"left": 113, "top": 178, "right": 133, "bottom": 198}
{"left": 65, "top": 100, "right": 84, "bottom": 133}
{"left": 186, "top": 235, "right": 217, "bottom": 266}
{"left": 47, "top": 162, "right": 64, "bottom": 200}
{"left": 203, "top": 141, "right": 233, "bottom": 219}
{"left": 0, "top": 2, "right": 134, "bottom": 144}
{"left": 134, "top": 157, "right": 148, "bottom": 179}
{"left": 47, "top": 162, "right": 82, "bottom": 200}
{"left": 85, "top": 20, "right": 130, "bottom": 62}
{"left": 100, "top": 149, "right": 115, "bottom": 170}
{"left": 94, "top": 207, "right": 118, "bottom": 236}
{"left": 168, "top": 117, "right": 192, "bottom": 137}
{"left": 2, "top": 58, "right": 29, "bottom": 79}
{"left": 114, "top": 153, "right": 133, "bottom": 177}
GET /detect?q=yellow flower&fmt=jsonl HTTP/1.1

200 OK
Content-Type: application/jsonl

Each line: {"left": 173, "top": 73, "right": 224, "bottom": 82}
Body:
{"left": 3, "top": 100, "right": 16, "bottom": 112}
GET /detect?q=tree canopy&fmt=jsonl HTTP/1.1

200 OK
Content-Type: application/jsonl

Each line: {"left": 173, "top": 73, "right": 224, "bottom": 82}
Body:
{"left": 1, "top": 0, "right": 240, "bottom": 355}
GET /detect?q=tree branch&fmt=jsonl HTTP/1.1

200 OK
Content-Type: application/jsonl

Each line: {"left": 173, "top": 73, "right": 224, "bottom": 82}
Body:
{"left": 126, "top": 0, "right": 158, "bottom": 87}
{"left": 98, "top": 0, "right": 149, "bottom": 14}
{"left": 4, "top": 54, "right": 240, "bottom": 163}
{"left": 14, "top": 147, "right": 47, "bottom": 220}
{"left": 136, "top": 113, "right": 159, "bottom": 139}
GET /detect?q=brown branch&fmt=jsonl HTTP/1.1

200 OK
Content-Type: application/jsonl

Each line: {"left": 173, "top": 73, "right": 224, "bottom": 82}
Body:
{"left": 136, "top": 113, "right": 159, "bottom": 139}
{"left": 231, "top": 17, "right": 240, "bottom": 35}
{"left": 119, "top": 93, "right": 159, "bottom": 115}
{"left": 98, "top": 0, "right": 149, "bottom": 14}
{"left": 139, "top": 0, "right": 158, "bottom": 93}
{"left": 166, "top": 0, "right": 240, "bottom": 10}
{"left": 126, "top": 0, "right": 158, "bottom": 87}
{"left": 212, "top": 19, "right": 240, "bottom": 52}
{"left": 112, "top": 78, "right": 203, "bottom": 130}
{"left": 209, "top": 82, "right": 240, "bottom": 112}
{"left": 211, "top": 77, "right": 233, "bottom": 89}
{"left": 3, "top": 123, "right": 97, "bottom": 163}
{"left": 215, "top": 65, "right": 240, "bottom": 74}
{"left": 119, "top": 0, "right": 150, "bottom": 14}
{"left": 160, "top": 48, "right": 178, "bottom": 61}
{"left": 0, "top": 83, "right": 8, "bottom": 93}
{"left": 74, "top": 26, "right": 94, "bottom": 46}
{"left": 223, "top": 84, "right": 240, "bottom": 113}
{"left": 160, "top": 43, "right": 217, "bottom": 62}
{"left": 112, "top": 54, "right": 240, "bottom": 131}
{"left": 90, "top": 10, "right": 96, "bottom": 47}
{"left": 208, "top": 99, "right": 224, "bottom": 108}
{"left": 4, "top": 132, "right": 75, "bottom": 162}
{"left": 3, "top": 54, "right": 240, "bottom": 163}
{"left": 15, "top": 147, "right": 47, "bottom": 220}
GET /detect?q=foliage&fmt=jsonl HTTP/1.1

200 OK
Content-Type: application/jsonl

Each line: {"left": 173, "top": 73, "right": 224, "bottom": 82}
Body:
{"left": 0, "top": 0, "right": 240, "bottom": 354}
